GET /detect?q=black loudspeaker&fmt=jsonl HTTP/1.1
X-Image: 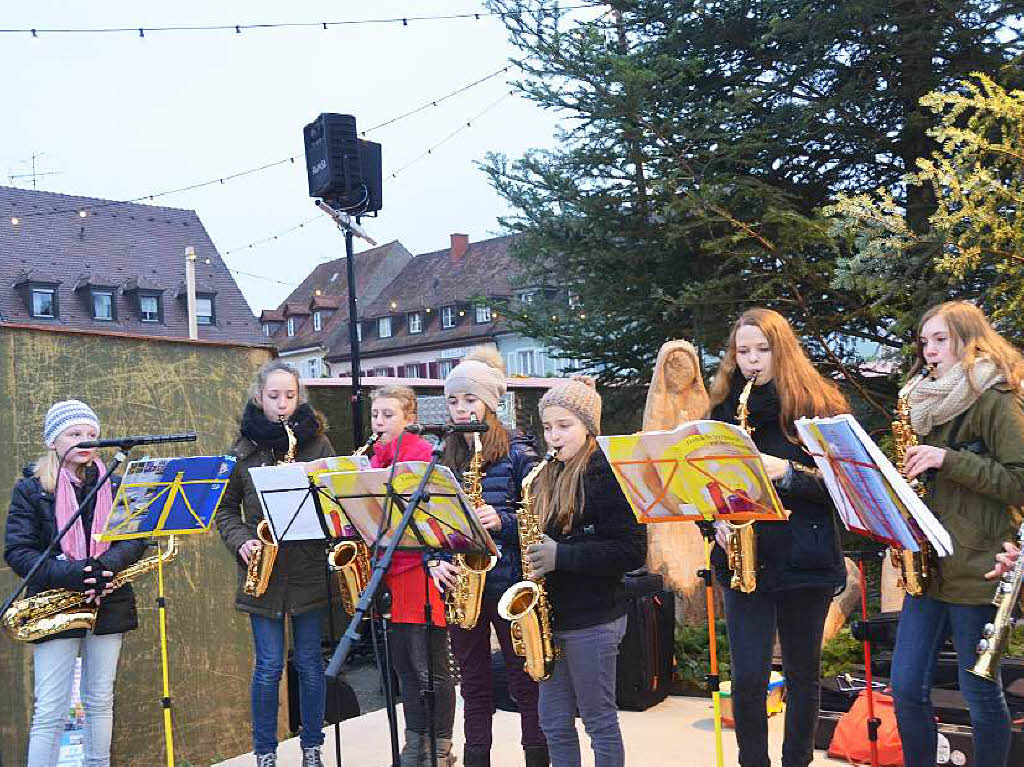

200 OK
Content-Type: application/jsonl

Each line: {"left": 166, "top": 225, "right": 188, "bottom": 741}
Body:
{"left": 303, "top": 113, "right": 382, "bottom": 214}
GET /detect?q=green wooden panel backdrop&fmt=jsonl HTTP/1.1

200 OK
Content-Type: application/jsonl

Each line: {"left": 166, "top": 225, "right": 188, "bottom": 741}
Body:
{"left": 0, "top": 327, "right": 273, "bottom": 767}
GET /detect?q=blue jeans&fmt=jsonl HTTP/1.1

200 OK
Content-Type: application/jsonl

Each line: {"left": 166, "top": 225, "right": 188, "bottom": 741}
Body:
{"left": 28, "top": 632, "right": 123, "bottom": 767}
{"left": 891, "top": 595, "right": 1010, "bottom": 767}
{"left": 723, "top": 586, "right": 833, "bottom": 767}
{"left": 538, "top": 615, "right": 628, "bottom": 767}
{"left": 250, "top": 610, "right": 326, "bottom": 754}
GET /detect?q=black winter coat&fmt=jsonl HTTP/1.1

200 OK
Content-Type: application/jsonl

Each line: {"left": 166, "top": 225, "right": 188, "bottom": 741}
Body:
{"left": 544, "top": 449, "right": 648, "bottom": 631}
{"left": 216, "top": 427, "right": 339, "bottom": 619}
{"left": 4, "top": 470, "right": 148, "bottom": 641}
{"left": 473, "top": 434, "right": 539, "bottom": 599}
{"left": 709, "top": 374, "right": 847, "bottom": 594}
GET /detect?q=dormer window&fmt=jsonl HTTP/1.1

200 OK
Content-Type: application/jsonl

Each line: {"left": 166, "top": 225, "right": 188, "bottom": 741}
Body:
{"left": 263, "top": 323, "right": 273, "bottom": 337}
{"left": 518, "top": 290, "right": 536, "bottom": 304}
{"left": 32, "top": 287, "right": 57, "bottom": 318}
{"left": 91, "top": 289, "right": 114, "bottom": 321}
{"left": 313, "top": 311, "right": 322, "bottom": 332}
{"left": 287, "top": 317, "right": 296, "bottom": 337}
{"left": 195, "top": 295, "right": 215, "bottom": 326}
{"left": 441, "top": 305, "right": 456, "bottom": 329}
{"left": 408, "top": 311, "right": 423, "bottom": 334}
{"left": 378, "top": 316, "right": 392, "bottom": 338}
{"left": 475, "top": 305, "right": 491, "bottom": 324}
{"left": 139, "top": 294, "right": 162, "bottom": 323}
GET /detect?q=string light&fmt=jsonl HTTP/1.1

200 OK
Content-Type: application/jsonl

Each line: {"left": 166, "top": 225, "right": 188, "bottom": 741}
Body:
{"left": 0, "top": 6, "right": 596, "bottom": 37}
{"left": 10, "top": 66, "right": 512, "bottom": 222}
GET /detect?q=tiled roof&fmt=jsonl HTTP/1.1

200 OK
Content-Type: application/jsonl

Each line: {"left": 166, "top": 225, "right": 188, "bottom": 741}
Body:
{"left": 267, "top": 240, "right": 413, "bottom": 354}
{"left": 0, "top": 185, "right": 264, "bottom": 344}
{"left": 363, "top": 234, "right": 517, "bottom": 318}
{"left": 326, "top": 234, "right": 520, "bottom": 362}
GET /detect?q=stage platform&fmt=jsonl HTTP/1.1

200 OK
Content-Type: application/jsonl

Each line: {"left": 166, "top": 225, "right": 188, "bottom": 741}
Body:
{"left": 214, "top": 694, "right": 848, "bottom": 766}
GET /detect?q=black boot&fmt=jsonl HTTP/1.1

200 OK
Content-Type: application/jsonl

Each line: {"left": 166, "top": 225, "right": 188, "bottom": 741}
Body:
{"left": 523, "top": 745, "right": 549, "bottom": 767}
{"left": 463, "top": 745, "right": 490, "bottom": 767}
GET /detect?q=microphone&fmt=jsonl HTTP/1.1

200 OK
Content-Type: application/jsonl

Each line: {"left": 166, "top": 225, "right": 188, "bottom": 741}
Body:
{"left": 315, "top": 200, "right": 378, "bottom": 246}
{"left": 74, "top": 433, "right": 198, "bottom": 449}
{"left": 405, "top": 422, "right": 490, "bottom": 436}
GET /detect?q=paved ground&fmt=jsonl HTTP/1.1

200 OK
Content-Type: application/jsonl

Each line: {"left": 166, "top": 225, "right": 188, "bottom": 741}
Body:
{"left": 215, "top": 693, "right": 851, "bottom": 766}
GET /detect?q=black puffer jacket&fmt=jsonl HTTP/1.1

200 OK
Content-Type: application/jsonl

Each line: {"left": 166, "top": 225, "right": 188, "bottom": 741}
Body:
{"left": 5, "top": 468, "right": 148, "bottom": 641}
{"left": 216, "top": 403, "right": 339, "bottom": 618}
{"left": 448, "top": 434, "right": 539, "bottom": 599}
{"left": 544, "top": 448, "right": 648, "bottom": 631}
{"left": 709, "top": 372, "right": 847, "bottom": 594}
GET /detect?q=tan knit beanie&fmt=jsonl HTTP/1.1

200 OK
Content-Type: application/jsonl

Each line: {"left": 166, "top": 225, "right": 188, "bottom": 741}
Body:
{"left": 444, "top": 358, "right": 507, "bottom": 413}
{"left": 539, "top": 376, "right": 602, "bottom": 436}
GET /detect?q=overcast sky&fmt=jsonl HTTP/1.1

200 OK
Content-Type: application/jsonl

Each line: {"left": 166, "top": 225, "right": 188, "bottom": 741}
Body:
{"left": 3, "top": 1, "right": 591, "bottom": 312}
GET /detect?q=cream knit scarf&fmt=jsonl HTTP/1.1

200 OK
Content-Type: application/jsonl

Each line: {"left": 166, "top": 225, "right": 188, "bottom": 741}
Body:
{"left": 906, "top": 357, "right": 1004, "bottom": 436}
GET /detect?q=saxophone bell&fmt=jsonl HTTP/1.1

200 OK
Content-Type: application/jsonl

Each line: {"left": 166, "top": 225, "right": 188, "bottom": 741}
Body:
{"left": 328, "top": 539, "right": 371, "bottom": 616}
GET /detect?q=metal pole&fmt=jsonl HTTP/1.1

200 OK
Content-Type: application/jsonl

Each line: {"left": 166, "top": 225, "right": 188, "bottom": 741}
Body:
{"left": 345, "top": 228, "right": 364, "bottom": 446}
{"left": 184, "top": 246, "right": 198, "bottom": 340}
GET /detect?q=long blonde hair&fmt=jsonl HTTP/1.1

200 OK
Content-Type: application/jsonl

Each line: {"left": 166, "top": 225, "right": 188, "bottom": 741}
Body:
{"left": 912, "top": 301, "right": 1024, "bottom": 394}
{"left": 33, "top": 450, "right": 61, "bottom": 494}
{"left": 533, "top": 436, "right": 598, "bottom": 535}
{"left": 707, "top": 308, "right": 849, "bottom": 438}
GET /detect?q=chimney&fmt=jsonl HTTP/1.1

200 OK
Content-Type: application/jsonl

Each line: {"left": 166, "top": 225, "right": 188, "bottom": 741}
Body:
{"left": 450, "top": 233, "right": 469, "bottom": 261}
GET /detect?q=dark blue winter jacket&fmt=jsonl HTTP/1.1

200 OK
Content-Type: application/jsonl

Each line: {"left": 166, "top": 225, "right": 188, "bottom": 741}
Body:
{"left": 476, "top": 434, "right": 539, "bottom": 598}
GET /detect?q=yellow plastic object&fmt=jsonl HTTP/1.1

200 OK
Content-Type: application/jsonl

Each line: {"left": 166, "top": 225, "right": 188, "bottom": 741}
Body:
{"left": 719, "top": 672, "right": 786, "bottom": 728}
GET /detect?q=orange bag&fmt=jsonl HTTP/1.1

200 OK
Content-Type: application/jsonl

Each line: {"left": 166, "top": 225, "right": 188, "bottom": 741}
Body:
{"left": 827, "top": 688, "right": 904, "bottom": 766}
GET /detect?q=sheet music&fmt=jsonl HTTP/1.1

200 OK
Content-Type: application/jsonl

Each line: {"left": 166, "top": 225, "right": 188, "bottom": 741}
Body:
{"left": 248, "top": 464, "right": 325, "bottom": 542}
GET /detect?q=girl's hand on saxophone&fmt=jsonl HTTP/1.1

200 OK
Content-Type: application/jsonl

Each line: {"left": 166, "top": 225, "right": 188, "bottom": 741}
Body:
{"left": 83, "top": 563, "right": 114, "bottom": 605}
{"left": 903, "top": 445, "right": 946, "bottom": 479}
{"left": 526, "top": 534, "right": 558, "bottom": 577}
{"left": 985, "top": 541, "right": 1021, "bottom": 580}
{"left": 430, "top": 560, "right": 459, "bottom": 591}
{"left": 238, "top": 539, "right": 260, "bottom": 565}
{"left": 475, "top": 504, "right": 502, "bottom": 531}
{"left": 760, "top": 454, "right": 789, "bottom": 481}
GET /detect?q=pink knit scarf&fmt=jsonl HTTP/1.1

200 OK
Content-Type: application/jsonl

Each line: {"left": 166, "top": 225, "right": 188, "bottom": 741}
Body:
{"left": 55, "top": 459, "right": 113, "bottom": 560}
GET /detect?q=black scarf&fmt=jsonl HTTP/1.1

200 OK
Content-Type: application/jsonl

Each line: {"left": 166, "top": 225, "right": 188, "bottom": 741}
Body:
{"left": 723, "top": 368, "right": 781, "bottom": 429}
{"left": 240, "top": 401, "right": 321, "bottom": 456}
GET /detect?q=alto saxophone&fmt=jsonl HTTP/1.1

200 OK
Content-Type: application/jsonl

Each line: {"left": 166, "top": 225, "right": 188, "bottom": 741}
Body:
{"left": 970, "top": 521, "right": 1024, "bottom": 681}
{"left": 445, "top": 415, "right": 497, "bottom": 630}
{"left": 890, "top": 365, "right": 936, "bottom": 596}
{"left": 498, "top": 449, "right": 560, "bottom": 681}
{"left": 3, "top": 536, "right": 178, "bottom": 642}
{"left": 724, "top": 373, "right": 759, "bottom": 593}
{"left": 242, "top": 417, "right": 297, "bottom": 597}
{"left": 326, "top": 431, "right": 380, "bottom": 614}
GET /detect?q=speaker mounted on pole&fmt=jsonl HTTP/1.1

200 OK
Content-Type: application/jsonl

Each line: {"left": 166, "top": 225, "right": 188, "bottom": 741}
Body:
{"left": 303, "top": 113, "right": 382, "bottom": 215}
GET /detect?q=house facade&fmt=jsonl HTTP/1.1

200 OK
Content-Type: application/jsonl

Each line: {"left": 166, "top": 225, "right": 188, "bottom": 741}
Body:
{"left": 260, "top": 241, "right": 414, "bottom": 377}
{"left": 326, "top": 233, "right": 578, "bottom": 378}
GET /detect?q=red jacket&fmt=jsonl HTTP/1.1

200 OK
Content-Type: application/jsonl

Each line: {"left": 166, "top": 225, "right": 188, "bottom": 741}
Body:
{"left": 371, "top": 433, "right": 445, "bottom": 626}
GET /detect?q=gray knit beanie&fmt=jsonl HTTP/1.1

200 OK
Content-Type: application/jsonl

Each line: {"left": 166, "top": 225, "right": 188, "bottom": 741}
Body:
{"left": 539, "top": 377, "right": 602, "bottom": 436}
{"left": 44, "top": 400, "right": 100, "bottom": 446}
{"left": 444, "top": 359, "right": 507, "bottom": 413}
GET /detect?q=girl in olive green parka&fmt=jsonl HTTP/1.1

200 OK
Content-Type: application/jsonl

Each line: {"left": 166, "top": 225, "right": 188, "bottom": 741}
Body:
{"left": 890, "top": 301, "right": 1024, "bottom": 767}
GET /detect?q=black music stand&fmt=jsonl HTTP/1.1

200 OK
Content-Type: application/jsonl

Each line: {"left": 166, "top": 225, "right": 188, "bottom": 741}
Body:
{"left": 315, "top": 431, "right": 495, "bottom": 767}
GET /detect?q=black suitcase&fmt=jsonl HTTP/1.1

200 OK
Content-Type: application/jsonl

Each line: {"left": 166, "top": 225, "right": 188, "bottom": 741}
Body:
{"left": 615, "top": 570, "right": 675, "bottom": 711}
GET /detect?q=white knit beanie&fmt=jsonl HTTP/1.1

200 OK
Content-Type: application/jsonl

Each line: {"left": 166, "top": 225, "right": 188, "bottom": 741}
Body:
{"left": 43, "top": 400, "right": 100, "bottom": 446}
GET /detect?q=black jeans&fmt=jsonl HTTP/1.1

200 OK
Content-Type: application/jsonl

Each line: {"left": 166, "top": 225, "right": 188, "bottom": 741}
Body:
{"left": 391, "top": 622, "right": 456, "bottom": 739}
{"left": 723, "top": 586, "right": 833, "bottom": 767}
